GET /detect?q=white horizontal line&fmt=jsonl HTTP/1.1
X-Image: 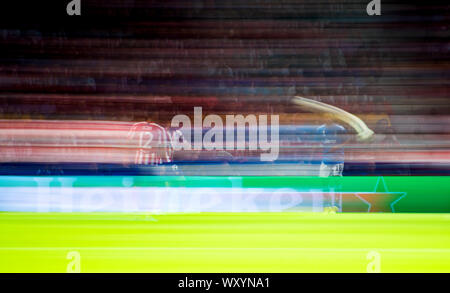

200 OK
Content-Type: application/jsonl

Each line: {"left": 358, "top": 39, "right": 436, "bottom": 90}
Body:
{"left": 0, "top": 247, "right": 449, "bottom": 252}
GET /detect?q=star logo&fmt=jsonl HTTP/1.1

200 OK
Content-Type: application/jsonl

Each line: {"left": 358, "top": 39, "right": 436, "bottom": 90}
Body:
{"left": 354, "top": 177, "right": 407, "bottom": 212}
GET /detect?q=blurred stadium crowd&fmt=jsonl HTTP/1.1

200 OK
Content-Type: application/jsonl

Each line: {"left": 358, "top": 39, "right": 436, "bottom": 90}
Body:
{"left": 0, "top": 0, "right": 448, "bottom": 176}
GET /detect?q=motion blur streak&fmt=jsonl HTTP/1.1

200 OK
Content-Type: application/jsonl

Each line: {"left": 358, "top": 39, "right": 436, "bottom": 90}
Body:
{"left": 0, "top": 213, "right": 449, "bottom": 272}
{"left": 0, "top": 0, "right": 448, "bottom": 273}
{"left": 0, "top": 1, "right": 448, "bottom": 177}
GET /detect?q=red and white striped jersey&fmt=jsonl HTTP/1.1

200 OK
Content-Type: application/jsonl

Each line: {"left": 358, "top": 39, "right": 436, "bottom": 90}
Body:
{"left": 127, "top": 122, "right": 174, "bottom": 165}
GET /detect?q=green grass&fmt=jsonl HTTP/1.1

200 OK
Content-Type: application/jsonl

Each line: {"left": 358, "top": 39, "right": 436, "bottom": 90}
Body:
{"left": 0, "top": 212, "right": 449, "bottom": 272}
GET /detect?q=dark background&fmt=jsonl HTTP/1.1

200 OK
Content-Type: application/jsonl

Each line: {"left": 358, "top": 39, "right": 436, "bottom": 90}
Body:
{"left": 0, "top": 0, "right": 448, "bottom": 123}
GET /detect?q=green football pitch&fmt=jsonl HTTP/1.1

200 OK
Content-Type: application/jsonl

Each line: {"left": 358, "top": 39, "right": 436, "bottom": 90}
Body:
{"left": 0, "top": 212, "right": 449, "bottom": 272}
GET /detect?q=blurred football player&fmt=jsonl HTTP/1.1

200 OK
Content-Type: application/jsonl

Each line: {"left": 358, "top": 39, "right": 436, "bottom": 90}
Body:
{"left": 127, "top": 122, "right": 175, "bottom": 165}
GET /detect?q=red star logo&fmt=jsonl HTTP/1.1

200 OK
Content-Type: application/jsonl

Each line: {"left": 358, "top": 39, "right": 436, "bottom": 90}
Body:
{"left": 343, "top": 177, "right": 407, "bottom": 212}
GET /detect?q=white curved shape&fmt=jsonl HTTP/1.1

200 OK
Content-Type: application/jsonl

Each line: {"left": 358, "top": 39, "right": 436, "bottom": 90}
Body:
{"left": 292, "top": 96, "right": 374, "bottom": 142}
